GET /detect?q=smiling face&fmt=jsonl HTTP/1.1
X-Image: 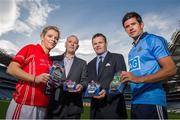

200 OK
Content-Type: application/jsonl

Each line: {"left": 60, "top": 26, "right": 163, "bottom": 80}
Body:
{"left": 92, "top": 36, "right": 107, "bottom": 55}
{"left": 41, "top": 29, "right": 59, "bottom": 53}
{"left": 65, "top": 36, "right": 79, "bottom": 55}
{"left": 124, "top": 17, "right": 144, "bottom": 42}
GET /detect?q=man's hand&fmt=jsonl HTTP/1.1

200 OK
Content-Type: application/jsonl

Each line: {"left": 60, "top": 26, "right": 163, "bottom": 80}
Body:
{"left": 74, "top": 84, "right": 83, "bottom": 93}
{"left": 121, "top": 71, "right": 140, "bottom": 83}
{"left": 34, "top": 73, "right": 50, "bottom": 84}
{"left": 93, "top": 89, "right": 106, "bottom": 100}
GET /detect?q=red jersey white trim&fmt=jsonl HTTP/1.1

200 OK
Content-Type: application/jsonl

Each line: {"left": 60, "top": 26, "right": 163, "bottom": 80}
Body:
{"left": 12, "top": 44, "right": 52, "bottom": 107}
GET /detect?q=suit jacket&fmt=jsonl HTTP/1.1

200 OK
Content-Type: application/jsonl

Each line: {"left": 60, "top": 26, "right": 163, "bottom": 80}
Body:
{"left": 46, "top": 54, "right": 87, "bottom": 118}
{"left": 87, "top": 51, "right": 127, "bottom": 119}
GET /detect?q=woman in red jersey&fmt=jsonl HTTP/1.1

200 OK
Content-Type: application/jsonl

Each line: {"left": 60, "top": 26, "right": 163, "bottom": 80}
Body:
{"left": 5, "top": 25, "right": 60, "bottom": 119}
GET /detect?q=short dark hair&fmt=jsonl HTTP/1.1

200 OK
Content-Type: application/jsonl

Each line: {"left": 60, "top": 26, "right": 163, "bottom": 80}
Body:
{"left": 92, "top": 33, "right": 107, "bottom": 43}
{"left": 122, "top": 12, "right": 143, "bottom": 27}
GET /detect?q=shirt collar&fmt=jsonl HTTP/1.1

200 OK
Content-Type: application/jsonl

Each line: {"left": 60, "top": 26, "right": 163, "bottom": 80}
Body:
{"left": 64, "top": 53, "right": 75, "bottom": 60}
{"left": 132, "top": 32, "right": 148, "bottom": 46}
{"left": 97, "top": 51, "right": 108, "bottom": 60}
{"left": 37, "top": 44, "right": 50, "bottom": 56}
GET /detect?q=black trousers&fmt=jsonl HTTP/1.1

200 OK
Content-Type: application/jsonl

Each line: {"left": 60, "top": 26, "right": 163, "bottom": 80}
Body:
{"left": 47, "top": 113, "right": 81, "bottom": 119}
{"left": 131, "top": 104, "right": 168, "bottom": 119}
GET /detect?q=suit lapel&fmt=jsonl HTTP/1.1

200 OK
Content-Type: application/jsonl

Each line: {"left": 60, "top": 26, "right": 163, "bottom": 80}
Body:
{"left": 52, "top": 54, "right": 67, "bottom": 80}
{"left": 66, "top": 57, "right": 77, "bottom": 79}
{"left": 93, "top": 57, "right": 98, "bottom": 78}
{"left": 89, "top": 57, "right": 98, "bottom": 82}
{"left": 98, "top": 52, "right": 112, "bottom": 79}
{"left": 52, "top": 54, "right": 64, "bottom": 61}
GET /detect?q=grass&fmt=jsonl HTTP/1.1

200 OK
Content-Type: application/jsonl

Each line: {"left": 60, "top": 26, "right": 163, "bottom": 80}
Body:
{"left": 1, "top": 100, "right": 180, "bottom": 119}
{"left": 81, "top": 106, "right": 90, "bottom": 119}
{"left": 168, "top": 112, "right": 180, "bottom": 119}
{"left": 0, "top": 100, "right": 9, "bottom": 119}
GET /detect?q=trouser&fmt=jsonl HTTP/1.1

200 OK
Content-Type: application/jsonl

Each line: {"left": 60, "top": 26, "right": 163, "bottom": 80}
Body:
{"left": 6, "top": 99, "right": 46, "bottom": 119}
{"left": 131, "top": 104, "right": 168, "bottom": 119}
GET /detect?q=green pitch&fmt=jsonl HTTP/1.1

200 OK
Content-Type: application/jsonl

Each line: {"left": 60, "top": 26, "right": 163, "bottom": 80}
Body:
{"left": 0, "top": 100, "right": 9, "bottom": 118}
{"left": 1, "top": 100, "right": 180, "bottom": 119}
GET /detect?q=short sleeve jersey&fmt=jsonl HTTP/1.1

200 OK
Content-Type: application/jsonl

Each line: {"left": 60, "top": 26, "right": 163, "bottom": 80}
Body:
{"left": 12, "top": 44, "right": 52, "bottom": 107}
{"left": 128, "top": 32, "right": 170, "bottom": 106}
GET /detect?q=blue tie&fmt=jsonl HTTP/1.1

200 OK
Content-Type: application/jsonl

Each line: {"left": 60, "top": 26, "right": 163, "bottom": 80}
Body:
{"left": 98, "top": 56, "right": 103, "bottom": 75}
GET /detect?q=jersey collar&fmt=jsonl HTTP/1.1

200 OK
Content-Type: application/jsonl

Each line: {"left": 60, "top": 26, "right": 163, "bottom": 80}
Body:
{"left": 132, "top": 32, "right": 148, "bottom": 46}
{"left": 37, "top": 44, "right": 50, "bottom": 56}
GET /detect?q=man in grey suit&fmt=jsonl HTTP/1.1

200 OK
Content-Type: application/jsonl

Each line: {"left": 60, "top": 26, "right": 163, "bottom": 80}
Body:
{"left": 46, "top": 35, "right": 87, "bottom": 119}
{"left": 87, "top": 33, "right": 127, "bottom": 119}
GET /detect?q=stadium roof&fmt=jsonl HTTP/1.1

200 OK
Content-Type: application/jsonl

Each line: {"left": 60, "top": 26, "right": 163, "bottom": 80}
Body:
{"left": 169, "top": 31, "right": 180, "bottom": 87}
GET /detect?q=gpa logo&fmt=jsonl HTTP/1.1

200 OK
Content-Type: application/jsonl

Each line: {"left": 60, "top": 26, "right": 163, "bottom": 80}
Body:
{"left": 129, "top": 56, "right": 141, "bottom": 71}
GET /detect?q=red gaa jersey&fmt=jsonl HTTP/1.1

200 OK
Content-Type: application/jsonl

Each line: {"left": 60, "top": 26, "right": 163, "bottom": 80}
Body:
{"left": 12, "top": 44, "right": 52, "bottom": 107}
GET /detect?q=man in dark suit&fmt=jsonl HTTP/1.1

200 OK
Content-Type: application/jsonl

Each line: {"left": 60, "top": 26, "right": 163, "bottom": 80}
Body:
{"left": 46, "top": 35, "right": 87, "bottom": 119}
{"left": 87, "top": 33, "right": 127, "bottom": 119}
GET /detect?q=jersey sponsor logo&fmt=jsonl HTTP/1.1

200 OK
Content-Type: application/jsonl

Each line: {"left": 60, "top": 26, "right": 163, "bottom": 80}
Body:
{"left": 129, "top": 56, "right": 141, "bottom": 71}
